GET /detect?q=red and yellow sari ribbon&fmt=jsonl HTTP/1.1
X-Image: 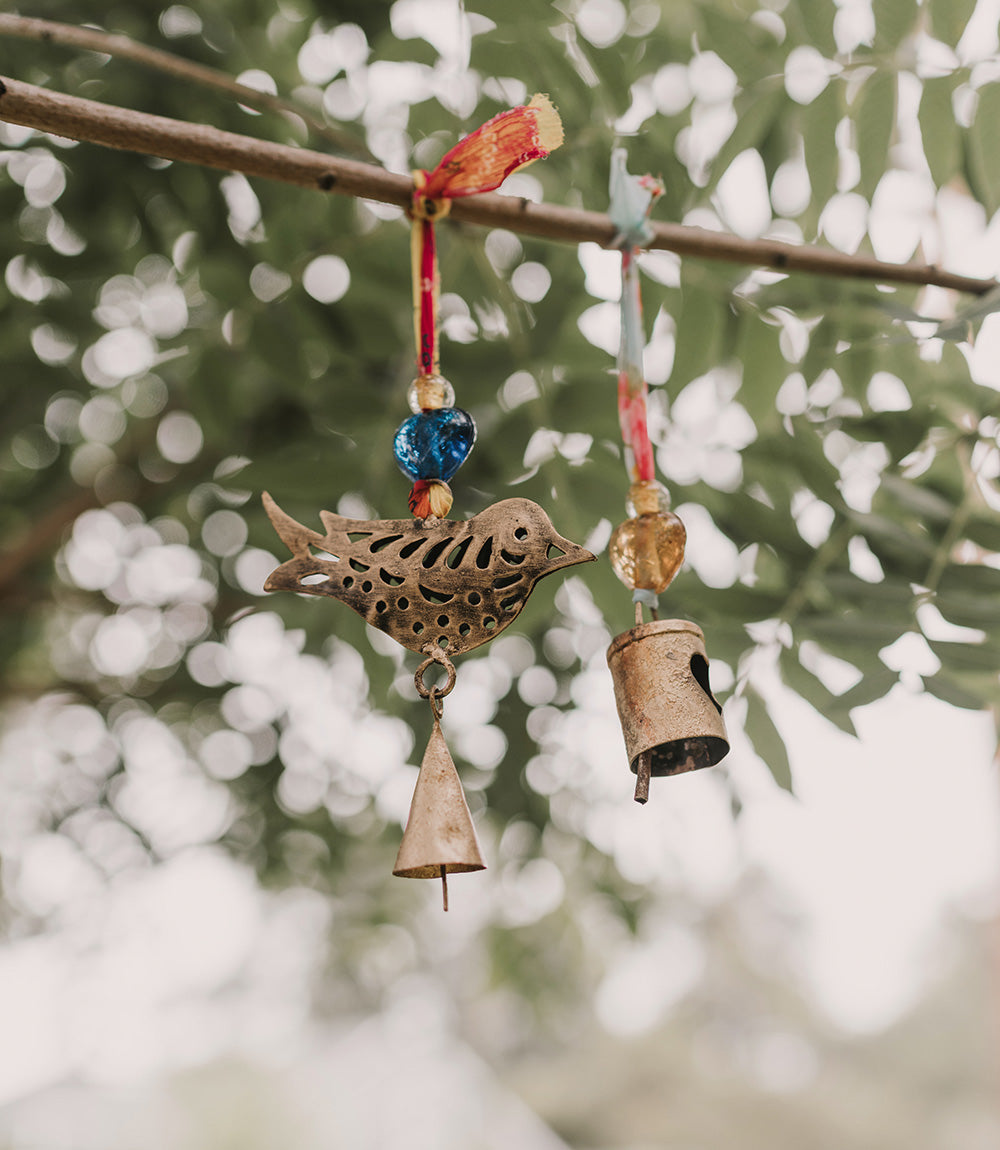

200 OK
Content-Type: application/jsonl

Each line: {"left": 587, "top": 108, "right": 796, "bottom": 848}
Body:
{"left": 410, "top": 95, "right": 563, "bottom": 376}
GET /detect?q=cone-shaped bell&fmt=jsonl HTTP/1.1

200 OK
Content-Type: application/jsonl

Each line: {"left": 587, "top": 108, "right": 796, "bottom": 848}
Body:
{"left": 606, "top": 619, "right": 729, "bottom": 801}
{"left": 393, "top": 717, "right": 486, "bottom": 880}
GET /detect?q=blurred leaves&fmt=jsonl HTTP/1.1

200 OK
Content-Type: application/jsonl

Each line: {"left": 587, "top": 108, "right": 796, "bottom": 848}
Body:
{"left": 927, "top": 0, "right": 977, "bottom": 49}
{"left": 0, "top": 0, "right": 998, "bottom": 988}
{"left": 919, "top": 76, "right": 960, "bottom": 190}
{"left": 802, "top": 83, "right": 841, "bottom": 213}
{"left": 744, "top": 685, "right": 793, "bottom": 791}
{"left": 854, "top": 71, "right": 896, "bottom": 201}
{"left": 872, "top": 0, "right": 918, "bottom": 50}
{"left": 968, "top": 83, "right": 1000, "bottom": 216}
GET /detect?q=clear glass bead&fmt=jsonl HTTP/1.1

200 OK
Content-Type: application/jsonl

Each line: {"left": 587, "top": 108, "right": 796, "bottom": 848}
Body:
{"left": 407, "top": 374, "right": 456, "bottom": 413}
{"left": 625, "top": 479, "right": 671, "bottom": 518}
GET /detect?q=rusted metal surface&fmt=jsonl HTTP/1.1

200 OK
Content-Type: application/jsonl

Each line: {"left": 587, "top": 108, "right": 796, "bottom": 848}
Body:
{"left": 393, "top": 714, "right": 486, "bottom": 886}
{"left": 606, "top": 619, "right": 729, "bottom": 801}
{"left": 262, "top": 492, "right": 594, "bottom": 656}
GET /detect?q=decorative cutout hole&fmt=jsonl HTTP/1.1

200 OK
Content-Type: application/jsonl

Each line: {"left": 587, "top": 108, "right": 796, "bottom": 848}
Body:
{"left": 300, "top": 573, "right": 328, "bottom": 586}
{"left": 500, "top": 594, "right": 520, "bottom": 612}
{"left": 493, "top": 573, "right": 524, "bottom": 590}
{"left": 349, "top": 558, "right": 370, "bottom": 572}
{"left": 379, "top": 568, "right": 404, "bottom": 586}
{"left": 397, "top": 597, "right": 409, "bottom": 610}
{"left": 468, "top": 591, "right": 481, "bottom": 606}
{"left": 484, "top": 616, "right": 497, "bottom": 630}
{"left": 690, "top": 653, "right": 723, "bottom": 714}
{"left": 375, "top": 600, "right": 387, "bottom": 612}
{"left": 445, "top": 537, "right": 472, "bottom": 568}
{"left": 308, "top": 545, "right": 339, "bottom": 561}
{"left": 369, "top": 534, "right": 403, "bottom": 553}
{"left": 459, "top": 623, "right": 471, "bottom": 637}
{"left": 500, "top": 549, "right": 525, "bottom": 565}
{"left": 342, "top": 576, "right": 354, "bottom": 589}
{"left": 476, "top": 536, "right": 494, "bottom": 569}
{"left": 437, "top": 614, "right": 449, "bottom": 627}
{"left": 514, "top": 527, "right": 528, "bottom": 540}
{"left": 361, "top": 580, "right": 373, "bottom": 592}
{"left": 438, "top": 636, "right": 449, "bottom": 648}
{"left": 422, "top": 537, "right": 455, "bottom": 568}
{"left": 399, "top": 538, "right": 426, "bottom": 559}
{"left": 547, "top": 543, "right": 566, "bottom": 559}
{"left": 413, "top": 621, "right": 424, "bottom": 634}
{"left": 347, "top": 532, "right": 371, "bottom": 542}
{"left": 419, "top": 584, "right": 454, "bottom": 604}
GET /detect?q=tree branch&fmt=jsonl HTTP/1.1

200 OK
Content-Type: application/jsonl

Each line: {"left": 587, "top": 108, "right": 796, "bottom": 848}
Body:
{"left": 0, "top": 486, "right": 98, "bottom": 603}
{"left": 0, "top": 13, "right": 369, "bottom": 157}
{"left": 0, "top": 75, "right": 995, "bottom": 296}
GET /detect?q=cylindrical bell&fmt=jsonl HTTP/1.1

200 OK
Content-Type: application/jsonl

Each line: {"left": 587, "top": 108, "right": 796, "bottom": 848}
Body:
{"left": 394, "top": 717, "right": 486, "bottom": 883}
{"left": 606, "top": 619, "right": 729, "bottom": 801}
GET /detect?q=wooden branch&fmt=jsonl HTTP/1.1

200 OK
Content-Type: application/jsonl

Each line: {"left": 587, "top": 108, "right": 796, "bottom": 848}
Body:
{"left": 0, "top": 486, "right": 98, "bottom": 602}
{"left": 0, "top": 13, "right": 369, "bottom": 156}
{"left": 0, "top": 75, "right": 995, "bottom": 296}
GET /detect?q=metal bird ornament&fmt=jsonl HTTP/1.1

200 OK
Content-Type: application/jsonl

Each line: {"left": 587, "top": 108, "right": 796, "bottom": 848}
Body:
{"left": 262, "top": 491, "right": 594, "bottom": 910}
{"left": 260, "top": 95, "right": 581, "bottom": 909}
{"left": 262, "top": 493, "right": 593, "bottom": 657}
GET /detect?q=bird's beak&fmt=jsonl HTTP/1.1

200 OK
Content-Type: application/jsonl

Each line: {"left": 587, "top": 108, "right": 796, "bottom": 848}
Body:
{"left": 544, "top": 532, "right": 596, "bottom": 574}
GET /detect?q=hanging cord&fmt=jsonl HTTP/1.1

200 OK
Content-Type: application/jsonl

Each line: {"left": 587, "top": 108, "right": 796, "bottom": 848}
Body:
{"left": 410, "top": 171, "right": 450, "bottom": 379}
{"left": 398, "top": 96, "right": 564, "bottom": 521}
{"left": 609, "top": 147, "right": 663, "bottom": 487}
{"left": 607, "top": 151, "right": 687, "bottom": 668}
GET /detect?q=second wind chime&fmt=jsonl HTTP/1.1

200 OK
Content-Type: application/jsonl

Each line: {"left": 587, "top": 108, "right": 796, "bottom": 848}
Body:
{"left": 262, "top": 100, "right": 728, "bottom": 909}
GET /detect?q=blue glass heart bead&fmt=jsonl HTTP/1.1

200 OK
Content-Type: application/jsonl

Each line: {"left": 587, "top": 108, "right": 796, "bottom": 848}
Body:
{"left": 393, "top": 407, "right": 476, "bottom": 482}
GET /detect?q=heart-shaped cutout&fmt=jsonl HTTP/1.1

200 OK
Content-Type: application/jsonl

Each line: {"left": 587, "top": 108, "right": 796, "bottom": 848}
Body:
{"left": 393, "top": 408, "right": 477, "bottom": 482}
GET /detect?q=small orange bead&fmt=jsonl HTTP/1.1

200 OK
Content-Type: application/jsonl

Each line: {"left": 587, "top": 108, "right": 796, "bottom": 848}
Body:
{"left": 408, "top": 478, "right": 454, "bottom": 520}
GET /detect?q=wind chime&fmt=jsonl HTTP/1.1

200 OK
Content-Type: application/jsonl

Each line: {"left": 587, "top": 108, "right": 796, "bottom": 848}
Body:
{"left": 604, "top": 150, "right": 729, "bottom": 803}
{"left": 262, "top": 97, "right": 594, "bottom": 908}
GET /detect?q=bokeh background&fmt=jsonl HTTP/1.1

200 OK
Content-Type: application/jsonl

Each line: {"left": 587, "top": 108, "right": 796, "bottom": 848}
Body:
{"left": 1, "top": 1, "right": 999, "bottom": 1146}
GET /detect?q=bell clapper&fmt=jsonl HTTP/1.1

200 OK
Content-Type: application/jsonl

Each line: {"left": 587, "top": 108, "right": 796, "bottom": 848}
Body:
{"left": 634, "top": 752, "right": 651, "bottom": 804}
{"left": 441, "top": 865, "right": 449, "bottom": 912}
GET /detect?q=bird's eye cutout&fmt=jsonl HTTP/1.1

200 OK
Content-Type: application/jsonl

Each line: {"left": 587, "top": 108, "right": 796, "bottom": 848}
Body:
{"left": 514, "top": 527, "right": 528, "bottom": 540}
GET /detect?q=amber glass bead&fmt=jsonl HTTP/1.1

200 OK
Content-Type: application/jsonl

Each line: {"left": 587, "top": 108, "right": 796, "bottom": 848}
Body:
{"left": 609, "top": 510, "right": 686, "bottom": 593}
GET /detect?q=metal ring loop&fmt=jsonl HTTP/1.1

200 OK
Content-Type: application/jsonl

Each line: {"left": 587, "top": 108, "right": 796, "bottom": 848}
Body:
{"left": 414, "top": 650, "right": 457, "bottom": 704}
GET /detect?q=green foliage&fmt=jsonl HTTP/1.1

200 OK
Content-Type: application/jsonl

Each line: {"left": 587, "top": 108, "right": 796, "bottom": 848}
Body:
{"left": 919, "top": 76, "right": 960, "bottom": 189}
{"left": 969, "top": 83, "right": 1000, "bottom": 216}
{"left": 1, "top": 0, "right": 999, "bottom": 998}
{"left": 744, "top": 685, "right": 793, "bottom": 791}
{"left": 872, "top": 0, "right": 919, "bottom": 51}
{"left": 802, "top": 84, "right": 842, "bottom": 214}
{"left": 928, "top": 0, "right": 977, "bottom": 49}
{"left": 854, "top": 71, "right": 897, "bottom": 200}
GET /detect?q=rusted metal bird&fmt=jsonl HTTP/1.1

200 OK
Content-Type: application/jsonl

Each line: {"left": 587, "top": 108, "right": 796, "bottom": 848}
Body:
{"left": 262, "top": 493, "right": 595, "bottom": 657}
